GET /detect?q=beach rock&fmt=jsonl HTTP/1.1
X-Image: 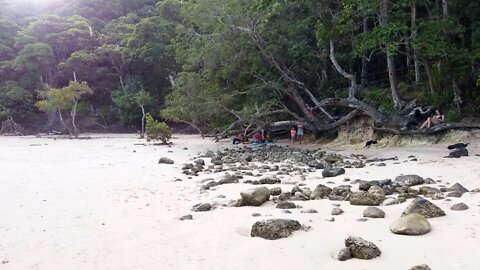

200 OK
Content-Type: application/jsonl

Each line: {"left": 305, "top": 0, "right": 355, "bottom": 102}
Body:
{"left": 409, "top": 265, "right": 432, "bottom": 270}
{"left": 322, "top": 168, "right": 345, "bottom": 178}
{"left": 310, "top": 184, "right": 332, "bottom": 200}
{"left": 276, "top": 201, "right": 297, "bottom": 209}
{"left": 451, "top": 203, "right": 469, "bottom": 211}
{"left": 395, "top": 175, "right": 424, "bottom": 187}
{"left": 402, "top": 198, "right": 446, "bottom": 218}
{"left": 250, "top": 219, "right": 302, "bottom": 240}
{"left": 269, "top": 187, "right": 282, "bottom": 196}
{"left": 291, "top": 192, "right": 310, "bottom": 201}
{"left": 419, "top": 186, "right": 441, "bottom": 195}
{"left": 390, "top": 213, "right": 431, "bottom": 235}
{"left": 240, "top": 187, "right": 270, "bottom": 206}
{"left": 325, "top": 217, "right": 335, "bottom": 222}
{"left": 368, "top": 185, "right": 386, "bottom": 197}
{"left": 448, "top": 148, "right": 468, "bottom": 158}
{"left": 363, "top": 206, "right": 385, "bottom": 218}
{"left": 324, "top": 154, "right": 343, "bottom": 163}
{"left": 259, "top": 176, "right": 281, "bottom": 184}
{"left": 446, "top": 191, "right": 463, "bottom": 198}
{"left": 337, "top": 247, "right": 352, "bottom": 261}
{"left": 158, "top": 157, "right": 174, "bottom": 164}
{"left": 278, "top": 192, "right": 292, "bottom": 201}
{"left": 329, "top": 186, "right": 352, "bottom": 201}
{"left": 344, "top": 236, "right": 381, "bottom": 260}
{"left": 301, "top": 209, "right": 318, "bottom": 214}
{"left": 194, "top": 159, "right": 205, "bottom": 166}
{"left": 385, "top": 197, "right": 407, "bottom": 206}
{"left": 179, "top": 214, "right": 193, "bottom": 220}
{"left": 252, "top": 213, "right": 261, "bottom": 217}
{"left": 192, "top": 203, "right": 212, "bottom": 212}
{"left": 331, "top": 207, "right": 344, "bottom": 215}
{"left": 349, "top": 191, "right": 385, "bottom": 206}
{"left": 444, "top": 183, "right": 469, "bottom": 194}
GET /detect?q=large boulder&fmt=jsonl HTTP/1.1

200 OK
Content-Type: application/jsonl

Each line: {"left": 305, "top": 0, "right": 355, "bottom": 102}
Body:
{"left": 390, "top": 213, "right": 431, "bottom": 235}
{"left": 395, "top": 175, "right": 424, "bottom": 187}
{"left": 402, "top": 198, "right": 446, "bottom": 218}
{"left": 310, "top": 184, "right": 332, "bottom": 200}
{"left": 251, "top": 219, "right": 302, "bottom": 240}
{"left": 448, "top": 148, "right": 468, "bottom": 158}
{"left": 349, "top": 191, "right": 385, "bottom": 206}
{"left": 343, "top": 236, "right": 381, "bottom": 260}
{"left": 363, "top": 206, "right": 385, "bottom": 218}
{"left": 322, "top": 168, "right": 345, "bottom": 178}
{"left": 329, "top": 185, "right": 352, "bottom": 201}
{"left": 240, "top": 187, "right": 270, "bottom": 206}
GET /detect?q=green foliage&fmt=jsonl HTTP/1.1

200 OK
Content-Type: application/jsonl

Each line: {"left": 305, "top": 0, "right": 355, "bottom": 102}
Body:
{"left": 0, "top": 81, "right": 34, "bottom": 120}
{"left": 145, "top": 113, "right": 171, "bottom": 144}
{"left": 359, "top": 86, "right": 395, "bottom": 111}
{"left": 36, "top": 81, "right": 94, "bottom": 113}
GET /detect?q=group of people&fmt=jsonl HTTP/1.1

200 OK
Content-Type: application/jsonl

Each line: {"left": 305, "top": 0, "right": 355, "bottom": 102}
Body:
{"left": 232, "top": 130, "right": 273, "bottom": 145}
{"left": 290, "top": 125, "right": 304, "bottom": 144}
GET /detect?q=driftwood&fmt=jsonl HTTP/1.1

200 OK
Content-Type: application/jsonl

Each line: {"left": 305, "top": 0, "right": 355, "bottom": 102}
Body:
{"left": 375, "top": 122, "right": 480, "bottom": 135}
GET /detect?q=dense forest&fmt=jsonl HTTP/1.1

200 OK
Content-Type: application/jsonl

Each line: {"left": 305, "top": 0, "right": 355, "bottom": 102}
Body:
{"left": 0, "top": 0, "right": 479, "bottom": 136}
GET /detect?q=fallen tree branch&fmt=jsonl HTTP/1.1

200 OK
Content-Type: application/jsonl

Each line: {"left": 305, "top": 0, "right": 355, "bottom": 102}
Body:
{"left": 374, "top": 122, "right": 480, "bottom": 135}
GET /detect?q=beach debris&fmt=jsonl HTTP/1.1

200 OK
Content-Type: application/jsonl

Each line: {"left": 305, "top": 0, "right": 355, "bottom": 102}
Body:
{"left": 402, "top": 198, "right": 446, "bottom": 218}
{"left": 338, "top": 236, "right": 381, "bottom": 260}
{"left": 251, "top": 219, "right": 302, "bottom": 240}
{"left": 349, "top": 191, "right": 385, "bottom": 206}
{"left": 447, "top": 143, "right": 469, "bottom": 150}
{"left": 390, "top": 213, "right": 431, "bottom": 235}
{"left": 363, "top": 206, "right": 385, "bottom": 218}
{"left": 191, "top": 203, "right": 212, "bottom": 212}
{"left": 451, "top": 203, "right": 469, "bottom": 211}
{"left": 158, "top": 157, "right": 174, "bottom": 164}
{"left": 447, "top": 148, "right": 468, "bottom": 158}
{"left": 240, "top": 187, "right": 270, "bottom": 206}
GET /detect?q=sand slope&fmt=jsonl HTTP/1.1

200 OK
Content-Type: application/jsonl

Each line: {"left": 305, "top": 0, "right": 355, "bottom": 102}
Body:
{"left": 0, "top": 134, "right": 479, "bottom": 270}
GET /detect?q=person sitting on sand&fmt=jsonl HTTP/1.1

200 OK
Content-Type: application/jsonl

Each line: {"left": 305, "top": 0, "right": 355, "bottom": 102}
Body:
{"left": 296, "top": 125, "right": 304, "bottom": 144}
{"left": 232, "top": 133, "right": 245, "bottom": 144}
{"left": 419, "top": 109, "right": 444, "bottom": 129}
{"left": 290, "top": 126, "right": 297, "bottom": 144}
{"left": 253, "top": 132, "right": 263, "bottom": 143}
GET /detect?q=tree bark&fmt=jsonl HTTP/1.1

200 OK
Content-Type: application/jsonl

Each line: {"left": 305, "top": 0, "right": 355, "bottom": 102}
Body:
{"left": 57, "top": 110, "right": 72, "bottom": 136}
{"left": 71, "top": 99, "right": 78, "bottom": 138}
{"left": 329, "top": 40, "right": 358, "bottom": 99}
{"left": 361, "top": 17, "right": 369, "bottom": 86}
{"left": 379, "top": 0, "right": 404, "bottom": 110}
{"left": 140, "top": 105, "right": 146, "bottom": 139}
{"left": 442, "top": 0, "right": 449, "bottom": 17}
{"left": 411, "top": 0, "right": 421, "bottom": 83}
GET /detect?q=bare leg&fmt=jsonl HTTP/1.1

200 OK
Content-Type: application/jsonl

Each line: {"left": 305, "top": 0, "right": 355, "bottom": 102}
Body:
{"left": 420, "top": 119, "right": 428, "bottom": 129}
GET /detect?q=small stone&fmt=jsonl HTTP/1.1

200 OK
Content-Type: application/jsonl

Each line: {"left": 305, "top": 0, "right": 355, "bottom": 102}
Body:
{"left": 240, "top": 187, "right": 270, "bottom": 206}
{"left": 276, "top": 201, "right": 297, "bottom": 209}
{"left": 357, "top": 218, "right": 368, "bottom": 222}
{"left": 325, "top": 217, "right": 335, "bottom": 222}
{"left": 179, "top": 214, "right": 193, "bottom": 220}
{"left": 192, "top": 203, "right": 212, "bottom": 212}
{"left": 252, "top": 213, "right": 261, "bottom": 217}
{"left": 409, "top": 264, "right": 432, "bottom": 270}
{"left": 395, "top": 174, "right": 424, "bottom": 187}
{"left": 451, "top": 203, "right": 469, "bottom": 211}
{"left": 301, "top": 209, "right": 318, "bottom": 214}
{"left": 158, "top": 157, "right": 174, "bottom": 164}
{"left": 322, "top": 168, "right": 346, "bottom": 178}
{"left": 363, "top": 206, "right": 385, "bottom": 218}
{"left": 269, "top": 187, "right": 282, "bottom": 196}
{"left": 331, "top": 207, "right": 344, "bottom": 215}
{"left": 337, "top": 247, "right": 352, "bottom": 261}
{"left": 349, "top": 191, "right": 385, "bottom": 206}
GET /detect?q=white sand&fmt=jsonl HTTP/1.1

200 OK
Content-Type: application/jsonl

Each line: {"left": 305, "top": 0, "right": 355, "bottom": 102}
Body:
{"left": 0, "top": 134, "right": 479, "bottom": 270}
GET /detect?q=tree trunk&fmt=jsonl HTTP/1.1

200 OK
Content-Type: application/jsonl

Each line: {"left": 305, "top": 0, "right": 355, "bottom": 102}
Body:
{"left": 361, "top": 17, "right": 369, "bottom": 86}
{"left": 329, "top": 40, "right": 358, "bottom": 98}
{"left": 379, "top": 0, "right": 404, "bottom": 110}
{"left": 422, "top": 59, "right": 435, "bottom": 94}
{"left": 442, "top": 0, "right": 448, "bottom": 17}
{"left": 411, "top": 0, "right": 421, "bottom": 83}
{"left": 140, "top": 105, "right": 146, "bottom": 139}
{"left": 57, "top": 110, "right": 72, "bottom": 136}
{"left": 71, "top": 99, "right": 78, "bottom": 138}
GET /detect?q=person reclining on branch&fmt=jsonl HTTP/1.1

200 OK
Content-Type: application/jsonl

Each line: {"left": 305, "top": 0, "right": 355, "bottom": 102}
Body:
{"left": 419, "top": 109, "right": 444, "bottom": 129}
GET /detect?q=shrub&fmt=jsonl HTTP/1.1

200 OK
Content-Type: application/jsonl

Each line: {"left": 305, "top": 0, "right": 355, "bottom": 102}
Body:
{"left": 145, "top": 113, "right": 171, "bottom": 144}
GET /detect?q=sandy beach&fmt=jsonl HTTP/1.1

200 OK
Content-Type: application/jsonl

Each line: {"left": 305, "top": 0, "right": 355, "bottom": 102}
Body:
{"left": 0, "top": 134, "right": 479, "bottom": 270}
